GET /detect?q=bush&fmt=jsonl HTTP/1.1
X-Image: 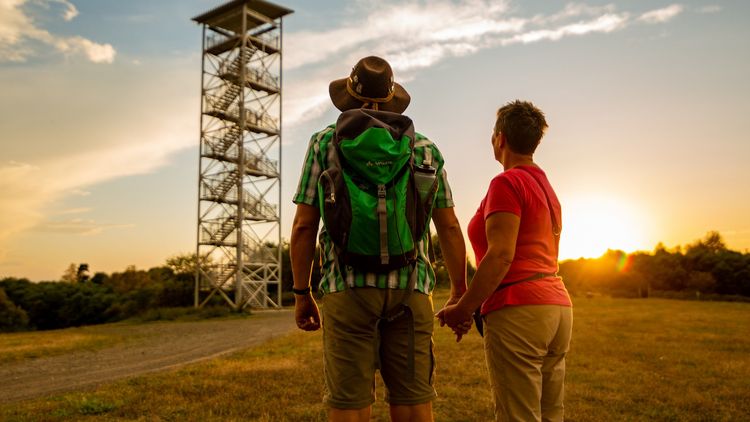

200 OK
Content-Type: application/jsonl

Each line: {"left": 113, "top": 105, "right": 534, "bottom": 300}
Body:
{"left": 649, "top": 290, "right": 750, "bottom": 303}
{"left": 0, "top": 278, "right": 118, "bottom": 330}
{"left": 154, "top": 275, "right": 194, "bottom": 308}
{"left": 0, "top": 288, "right": 29, "bottom": 332}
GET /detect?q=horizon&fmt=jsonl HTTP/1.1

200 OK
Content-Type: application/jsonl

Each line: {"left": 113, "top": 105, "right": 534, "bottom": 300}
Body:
{"left": 4, "top": 231, "right": 743, "bottom": 282}
{"left": 1, "top": 0, "right": 749, "bottom": 281}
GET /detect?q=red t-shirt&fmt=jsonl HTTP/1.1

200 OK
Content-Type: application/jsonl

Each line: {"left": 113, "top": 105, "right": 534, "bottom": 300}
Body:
{"left": 467, "top": 165, "right": 572, "bottom": 315}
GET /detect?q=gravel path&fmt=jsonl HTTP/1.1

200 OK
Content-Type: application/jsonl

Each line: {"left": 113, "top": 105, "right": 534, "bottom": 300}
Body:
{"left": 0, "top": 310, "right": 296, "bottom": 403}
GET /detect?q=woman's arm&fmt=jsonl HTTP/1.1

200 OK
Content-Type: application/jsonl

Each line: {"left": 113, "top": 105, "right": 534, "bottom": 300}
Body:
{"left": 437, "top": 211, "right": 520, "bottom": 328}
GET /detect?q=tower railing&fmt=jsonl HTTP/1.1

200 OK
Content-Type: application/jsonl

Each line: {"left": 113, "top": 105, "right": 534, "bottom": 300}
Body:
{"left": 206, "top": 33, "right": 280, "bottom": 51}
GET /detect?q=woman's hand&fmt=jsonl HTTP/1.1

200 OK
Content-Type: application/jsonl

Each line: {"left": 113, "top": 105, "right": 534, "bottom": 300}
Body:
{"left": 439, "top": 294, "right": 473, "bottom": 341}
{"left": 436, "top": 303, "right": 474, "bottom": 342}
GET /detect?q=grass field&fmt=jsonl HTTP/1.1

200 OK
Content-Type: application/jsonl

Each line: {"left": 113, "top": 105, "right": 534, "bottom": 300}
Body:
{"left": 0, "top": 326, "right": 127, "bottom": 364}
{"left": 1, "top": 291, "right": 749, "bottom": 421}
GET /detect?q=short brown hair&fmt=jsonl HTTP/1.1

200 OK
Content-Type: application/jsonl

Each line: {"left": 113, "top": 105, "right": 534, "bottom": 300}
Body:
{"left": 494, "top": 100, "right": 548, "bottom": 155}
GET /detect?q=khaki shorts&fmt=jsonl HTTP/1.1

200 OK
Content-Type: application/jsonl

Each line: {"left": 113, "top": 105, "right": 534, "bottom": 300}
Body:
{"left": 321, "top": 287, "right": 436, "bottom": 409}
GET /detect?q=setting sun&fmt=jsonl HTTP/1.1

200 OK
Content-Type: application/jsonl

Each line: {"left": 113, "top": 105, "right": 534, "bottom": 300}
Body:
{"left": 559, "top": 195, "right": 649, "bottom": 260}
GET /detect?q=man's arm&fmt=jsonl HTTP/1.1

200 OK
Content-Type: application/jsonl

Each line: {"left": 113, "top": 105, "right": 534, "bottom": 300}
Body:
{"left": 432, "top": 206, "right": 471, "bottom": 341}
{"left": 290, "top": 203, "right": 321, "bottom": 331}
{"left": 432, "top": 207, "right": 467, "bottom": 300}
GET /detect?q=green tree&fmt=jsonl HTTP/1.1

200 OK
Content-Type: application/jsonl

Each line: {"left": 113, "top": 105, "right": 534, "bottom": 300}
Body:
{"left": 685, "top": 231, "right": 727, "bottom": 272}
{"left": 645, "top": 247, "right": 689, "bottom": 291}
{"left": 166, "top": 253, "right": 211, "bottom": 276}
{"left": 77, "top": 264, "right": 90, "bottom": 283}
{"left": 61, "top": 263, "right": 78, "bottom": 283}
{"left": 0, "top": 288, "right": 28, "bottom": 332}
{"left": 105, "top": 266, "right": 152, "bottom": 294}
{"left": 686, "top": 271, "right": 716, "bottom": 294}
{"left": 91, "top": 272, "right": 109, "bottom": 285}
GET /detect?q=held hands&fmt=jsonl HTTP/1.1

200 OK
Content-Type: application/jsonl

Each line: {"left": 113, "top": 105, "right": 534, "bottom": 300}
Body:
{"left": 436, "top": 295, "right": 473, "bottom": 342}
{"left": 294, "top": 293, "right": 321, "bottom": 331}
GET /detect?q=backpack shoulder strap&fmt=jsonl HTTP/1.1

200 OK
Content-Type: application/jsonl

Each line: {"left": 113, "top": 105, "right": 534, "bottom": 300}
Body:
{"left": 323, "top": 128, "right": 341, "bottom": 171}
{"left": 515, "top": 166, "right": 561, "bottom": 259}
{"left": 413, "top": 136, "right": 434, "bottom": 166}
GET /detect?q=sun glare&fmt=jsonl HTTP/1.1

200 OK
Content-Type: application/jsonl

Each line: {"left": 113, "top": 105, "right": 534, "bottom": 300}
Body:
{"left": 559, "top": 195, "right": 648, "bottom": 260}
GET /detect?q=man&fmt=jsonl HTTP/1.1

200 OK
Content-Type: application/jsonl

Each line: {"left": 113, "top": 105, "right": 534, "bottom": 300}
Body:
{"left": 290, "top": 56, "right": 467, "bottom": 422}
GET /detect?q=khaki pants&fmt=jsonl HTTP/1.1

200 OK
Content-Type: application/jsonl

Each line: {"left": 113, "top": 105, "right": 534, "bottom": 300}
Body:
{"left": 484, "top": 305, "right": 573, "bottom": 422}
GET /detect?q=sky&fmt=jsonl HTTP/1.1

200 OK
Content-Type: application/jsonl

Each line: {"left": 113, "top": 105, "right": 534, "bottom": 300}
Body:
{"left": 0, "top": 0, "right": 748, "bottom": 281}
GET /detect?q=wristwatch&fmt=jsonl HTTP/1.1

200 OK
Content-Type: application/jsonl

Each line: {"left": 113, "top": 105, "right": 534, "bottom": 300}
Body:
{"left": 292, "top": 286, "right": 311, "bottom": 295}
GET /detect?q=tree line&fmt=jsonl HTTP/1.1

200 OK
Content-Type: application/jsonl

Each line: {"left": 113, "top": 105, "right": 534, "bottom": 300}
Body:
{"left": 1, "top": 231, "right": 748, "bottom": 333}
{"left": 558, "top": 232, "right": 750, "bottom": 300}
{"left": 0, "top": 256, "right": 196, "bottom": 332}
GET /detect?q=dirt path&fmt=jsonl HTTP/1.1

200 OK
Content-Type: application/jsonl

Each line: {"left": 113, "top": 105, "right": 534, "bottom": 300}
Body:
{"left": 0, "top": 310, "right": 296, "bottom": 403}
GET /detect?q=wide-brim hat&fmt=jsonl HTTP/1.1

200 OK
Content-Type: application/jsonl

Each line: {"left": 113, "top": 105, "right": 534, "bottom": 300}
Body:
{"left": 329, "top": 56, "right": 411, "bottom": 114}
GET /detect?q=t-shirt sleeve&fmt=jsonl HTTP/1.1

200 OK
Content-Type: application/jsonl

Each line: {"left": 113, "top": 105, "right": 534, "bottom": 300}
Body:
{"left": 426, "top": 143, "right": 454, "bottom": 209}
{"left": 483, "top": 175, "right": 521, "bottom": 219}
{"left": 292, "top": 132, "right": 323, "bottom": 208}
{"left": 434, "top": 167, "right": 455, "bottom": 209}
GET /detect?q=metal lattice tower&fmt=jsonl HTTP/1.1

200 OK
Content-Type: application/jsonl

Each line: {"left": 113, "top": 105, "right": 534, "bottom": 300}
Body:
{"left": 193, "top": 0, "right": 292, "bottom": 309}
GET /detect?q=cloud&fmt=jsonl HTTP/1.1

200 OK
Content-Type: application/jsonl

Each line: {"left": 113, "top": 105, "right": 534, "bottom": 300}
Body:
{"left": 0, "top": 0, "right": 115, "bottom": 63}
{"left": 500, "top": 13, "right": 628, "bottom": 45}
{"left": 0, "top": 132, "right": 190, "bottom": 249}
{"left": 282, "top": 1, "right": 683, "bottom": 130}
{"left": 0, "top": 128, "right": 191, "bottom": 259}
{"left": 31, "top": 218, "right": 134, "bottom": 236}
{"left": 46, "top": 0, "right": 78, "bottom": 21}
{"left": 696, "top": 5, "right": 721, "bottom": 14}
{"left": 284, "top": 1, "right": 517, "bottom": 72}
{"left": 0, "top": 59, "right": 197, "bottom": 261}
{"left": 58, "top": 36, "right": 116, "bottom": 63}
{"left": 638, "top": 4, "right": 684, "bottom": 24}
{"left": 531, "top": 3, "right": 617, "bottom": 25}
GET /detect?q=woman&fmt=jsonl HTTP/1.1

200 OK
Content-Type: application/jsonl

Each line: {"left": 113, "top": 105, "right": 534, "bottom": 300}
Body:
{"left": 438, "top": 100, "right": 572, "bottom": 422}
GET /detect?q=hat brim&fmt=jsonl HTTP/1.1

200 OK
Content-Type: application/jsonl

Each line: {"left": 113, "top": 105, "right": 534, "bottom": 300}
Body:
{"left": 329, "top": 78, "right": 411, "bottom": 114}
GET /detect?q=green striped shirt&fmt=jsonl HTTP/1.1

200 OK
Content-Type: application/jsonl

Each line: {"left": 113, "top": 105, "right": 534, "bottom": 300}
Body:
{"left": 293, "top": 125, "right": 454, "bottom": 295}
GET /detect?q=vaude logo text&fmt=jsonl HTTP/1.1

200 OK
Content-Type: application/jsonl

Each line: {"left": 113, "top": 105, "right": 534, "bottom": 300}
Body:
{"left": 366, "top": 160, "right": 393, "bottom": 167}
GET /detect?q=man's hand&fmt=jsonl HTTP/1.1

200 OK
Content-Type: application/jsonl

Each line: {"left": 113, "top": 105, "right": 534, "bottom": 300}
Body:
{"left": 436, "top": 301, "right": 473, "bottom": 342}
{"left": 439, "top": 293, "right": 471, "bottom": 341}
{"left": 294, "top": 293, "right": 321, "bottom": 331}
{"left": 436, "top": 303, "right": 473, "bottom": 336}
{"left": 442, "top": 293, "right": 463, "bottom": 309}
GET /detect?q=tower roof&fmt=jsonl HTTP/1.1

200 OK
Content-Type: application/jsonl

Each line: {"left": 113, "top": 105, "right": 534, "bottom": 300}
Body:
{"left": 193, "top": 0, "right": 293, "bottom": 32}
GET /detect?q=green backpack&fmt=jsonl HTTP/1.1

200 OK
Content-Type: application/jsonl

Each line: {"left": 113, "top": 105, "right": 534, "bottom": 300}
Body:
{"left": 317, "top": 109, "right": 439, "bottom": 273}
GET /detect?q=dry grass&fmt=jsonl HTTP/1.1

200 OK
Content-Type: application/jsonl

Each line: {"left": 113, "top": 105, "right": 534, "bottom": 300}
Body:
{"left": 0, "top": 309, "right": 242, "bottom": 364}
{"left": 1, "top": 292, "right": 749, "bottom": 421}
{"left": 0, "top": 328, "right": 124, "bottom": 364}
